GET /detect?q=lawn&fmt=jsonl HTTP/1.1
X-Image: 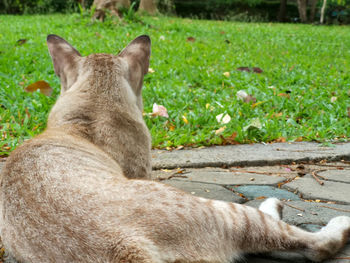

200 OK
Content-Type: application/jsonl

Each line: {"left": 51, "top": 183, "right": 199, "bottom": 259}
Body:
{"left": 1, "top": 13, "right": 350, "bottom": 155}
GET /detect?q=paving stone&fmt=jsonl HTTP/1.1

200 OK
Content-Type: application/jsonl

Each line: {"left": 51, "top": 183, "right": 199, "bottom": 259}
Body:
{"left": 152, "top": 142, "right": 350, "bottom": 169}
{"left": 245, "top": 200, "right": 350, "bottom": 226}
{"left": 162, "top": 180, "right": 245, "bottom": 203}
{"left": 231, "top": 185, "right": 300, "bottom": 201}
{"left": 283, "top": 176, "right": 350, "bottom": 204}
{"left": 171, "top": 171, "right": 285, "bottom": 186}
{"left": 317, "top": 169, "right": 350, "bottom": 184}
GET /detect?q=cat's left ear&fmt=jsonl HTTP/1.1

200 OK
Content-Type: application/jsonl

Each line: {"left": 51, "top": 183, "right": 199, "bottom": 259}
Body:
{"left": 119, "top": 35, "right": 151, "bottom": 76}
{"left": 47, "top": 34, "right": 81, "bottom": 92}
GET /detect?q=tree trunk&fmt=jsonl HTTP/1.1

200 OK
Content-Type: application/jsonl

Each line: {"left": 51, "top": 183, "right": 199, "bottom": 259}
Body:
{"left": 139, "top": 0, "right": 157, "bottom": 15}
{"left": 277, "top": 0, "right": 288, "bottom": 22}
{"left": 309, "top": 0, "right": 318, "bottom": 22}
{"left": 297, "top": 0, "right": 308, "bottom": 23}
{"left": 320, "top": 0, "right": 327, "bottom": 24}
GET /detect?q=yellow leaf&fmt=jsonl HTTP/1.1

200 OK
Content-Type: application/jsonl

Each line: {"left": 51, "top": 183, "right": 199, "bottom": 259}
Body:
{"left": 223, "top": 72, "right": 230, "bottom": 77}
{"left": 205, "top": 103, "right": 210, "bottom": 109}
{"left": 182, "top": 115, "right": 189, "bottom": 124}
{"left": 24, "top": 80, "right": 52, "bottom": 96}
{"left": 215, "top": 126, "right": 226, "bottom": 135}
{"left": 315, "top": 199, "right": 321, "bottom": 203}
{"left": 252, "top": 100, "right": 266, "bottom": 109}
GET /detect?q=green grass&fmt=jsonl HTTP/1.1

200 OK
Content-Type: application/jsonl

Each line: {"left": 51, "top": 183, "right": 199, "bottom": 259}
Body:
{"left": 1, "top": 13, "right": 350, "bottom": 155}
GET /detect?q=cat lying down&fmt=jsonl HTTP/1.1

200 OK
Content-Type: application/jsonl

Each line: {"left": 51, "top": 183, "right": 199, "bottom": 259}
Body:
{"left": 1, "top": 35, "right": 349, "bottom": 262}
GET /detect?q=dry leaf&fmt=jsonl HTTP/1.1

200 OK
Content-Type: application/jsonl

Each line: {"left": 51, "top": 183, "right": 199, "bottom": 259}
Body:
{"left": 168, "top": 123, "right": 175, "bottom": 131}
{"left": 148, "top": 68, "right": 155, "bottom": 73}
{"left": 215, "top": 126, "right": 226, "bottom": 135}
{"left": 182, "top": 115, "right": 189, "bottom": 124}
{"left": 244, "top": 95, "right": 257, "bottom": 103}
{"left": 275, "top": 137, "right": 286, "bottom": 143}
{"left": 152, "top": 103, "right": 169, "bottom": 118}
{"left": 186, "top": 37, "right": 196, "bottom": 42}
{"left": 159, "top": 35, "right": 165, "bottom": 41}
{"left": 330, "top": 96, "right": 337, "bottom": 103}
{"left": 16, "top": 39, "right": 27, "bottom": 46}
{"left": 216, "top": 113, "right": 231, "bottom": 124}
{"left": 223, "top": 72, "right": 230, "bottom": 77}
{"left": 277, "top": 93, "right": 290, "bottom": 98}
{"left": 221, "top": 132, "right": 238, "bottom": 145}
{"left": 236, "top": 90, "right": 248, "bottom": 101}
{"left": 24, "top": 80, "right": 52, "bottom": 96}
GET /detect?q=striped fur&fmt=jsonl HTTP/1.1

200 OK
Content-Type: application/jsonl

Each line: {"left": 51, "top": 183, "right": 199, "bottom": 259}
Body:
{"left": 1, "top": 35, "right": 349, "bottom": 263}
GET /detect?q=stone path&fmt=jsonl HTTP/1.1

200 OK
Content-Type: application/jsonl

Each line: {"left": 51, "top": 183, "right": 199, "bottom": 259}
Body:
{"left": 1, "top": 142, "right": 350, "bottom": 262}
{"left": 151, "top": 142, "right": 350, "bottom": 262}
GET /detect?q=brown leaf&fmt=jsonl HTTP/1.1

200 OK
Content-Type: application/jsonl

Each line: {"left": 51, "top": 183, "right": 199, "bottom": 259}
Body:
{"left": 244, "top": 95, "right": 257, "bottom": 103}
{"left": 252, "top": 67, "right": 263, "bottom": 73}
{"left": 220, "top": 31, "right": 226, "bottom": 34}
{"left": 24, "top": 80, "right": 52, "bottom": 96}
{"left": 236, "top": 67, "right": 263, "bottom": 74}
{"left": 275, "top": 137, "right": 286, "bottom": 143}
{"left": 277, "top": 93, "right": 290, "bottom": 98}
{"left": 186, "top": 37, "right": 196, "bottom": 42}
{"left": 16, "top": 39, "right": 27, "bottom": 46}
{"left": 236, "top": 67, "right": 251, "bottom": 72}
{"left": 221, "top": 132, "right": 239, "bottom": 145}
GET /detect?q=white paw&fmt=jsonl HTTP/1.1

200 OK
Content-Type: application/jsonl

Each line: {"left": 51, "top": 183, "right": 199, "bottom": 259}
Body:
{"left": 325, "top": 216, "right": 350, "bottom": 231}
{"left": 259, "top": 198, "right": 283, "bottom": 220}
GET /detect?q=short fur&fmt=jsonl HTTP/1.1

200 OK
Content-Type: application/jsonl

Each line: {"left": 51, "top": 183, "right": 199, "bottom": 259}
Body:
{"left": 1, "top": 35, "right": 349, "bottom": 263}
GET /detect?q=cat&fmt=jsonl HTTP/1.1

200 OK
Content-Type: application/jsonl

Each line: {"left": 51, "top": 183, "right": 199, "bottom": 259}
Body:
{"left": 0, "top": 34, "right": 349, "bottom": 263}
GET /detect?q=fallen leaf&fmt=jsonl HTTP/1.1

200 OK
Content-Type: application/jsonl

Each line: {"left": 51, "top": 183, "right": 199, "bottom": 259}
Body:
{"left": 221, "top": 132, "right": 238, "bottom": 145}
{"left": 244, "top": 95, "right": 257, "bottom": 103}
{"left": 252, "top": 101, "right": 265, "bottom": 109}
{"left": 252, "top": 67, "right": 263, "bottom": 73}
{"left": 205, "top": 103, "right": 210, "bottom": 109}
{"left": 215, "top": 126, "right": 226, "bottom": 135}
{"left": 16, "top": 39, "right": 27, "bottom": 46}
{"left": 256, "top": 196, "right": 266, "bottom": 200}
{"left": 148, "top": 68, "right": 155, "bottom": 73}
{"left": 236, "top": 67, "right": 251, "bottom": 72}
{"left": 216, "top": 113, "right": 231, "bottom": 124}
{"left": 220, "top": 31, "right": 225, "bottom": 34}
{"left": 159, "top": 35, "right": 165, "bottom": 41}
{"left": 24, "top": 80, "right": 52, "bottom": 96}
{"left": 182, "top": 115, "right": 189, "bottom": 124}
{"left": 236, "top": 90, "right": 248, "bottom": 101}
{"left": 187, "top": 37, "right": 196, "bottom": 42}
{"left": 152, "top": 103, "right": 169, "bottom": 118}
{"left": 223, "top": 72, "right": 230, "bottom": 77}
{"left": 275, "top": 137, "right": 286, "bottom": 143}
{"left": 95, "top": 32, "right": 102, "bottom": 38}
{"left": 236, "top": 67, "right": 263, "bottom": 73}
{"left": 277, "top": 93, "right": 290, "bottom": 98}
{"left": 243, "top": 118, "right": 262, "bottom": 131}
{"left": 168, "top": 123, "right": 175, "bottom": 131}
{"left": 330, "top": 96, "right": 337, "bottom": 103}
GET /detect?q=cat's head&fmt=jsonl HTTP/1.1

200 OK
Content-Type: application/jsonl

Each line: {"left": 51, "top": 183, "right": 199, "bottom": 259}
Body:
{"left": 46, "top": 34, "right": 150, "bottom": 111}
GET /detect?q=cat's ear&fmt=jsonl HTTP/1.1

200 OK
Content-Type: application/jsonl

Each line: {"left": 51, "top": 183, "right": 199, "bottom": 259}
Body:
{"left": 119, "top": 35, "right": 151, "bottom": 76}
{"left": 47, "top": 35, "right": 81, "bottom": 91}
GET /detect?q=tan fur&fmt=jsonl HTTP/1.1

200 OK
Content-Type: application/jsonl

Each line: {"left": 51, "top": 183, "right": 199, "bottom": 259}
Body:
{"left": 1, "top": 35, "right": 349, "bottom": 263}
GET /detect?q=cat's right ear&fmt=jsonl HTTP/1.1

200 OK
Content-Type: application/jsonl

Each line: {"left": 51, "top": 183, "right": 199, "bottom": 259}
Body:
{"left": 47, "top": 35, "right": 81, "bottom": 92}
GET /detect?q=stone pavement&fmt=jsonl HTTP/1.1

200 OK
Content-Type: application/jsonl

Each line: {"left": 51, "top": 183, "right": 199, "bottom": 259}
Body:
{"left": 151, "top": 142, "right": 350, "bottom": 263}
{"left": 0, "top": 142, "right": 350, "bottom": 262}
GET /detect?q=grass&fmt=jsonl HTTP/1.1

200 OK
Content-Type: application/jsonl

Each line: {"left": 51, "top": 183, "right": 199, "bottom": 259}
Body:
{"left": 1, "top": 13, "right": 350, "bottom": 155}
